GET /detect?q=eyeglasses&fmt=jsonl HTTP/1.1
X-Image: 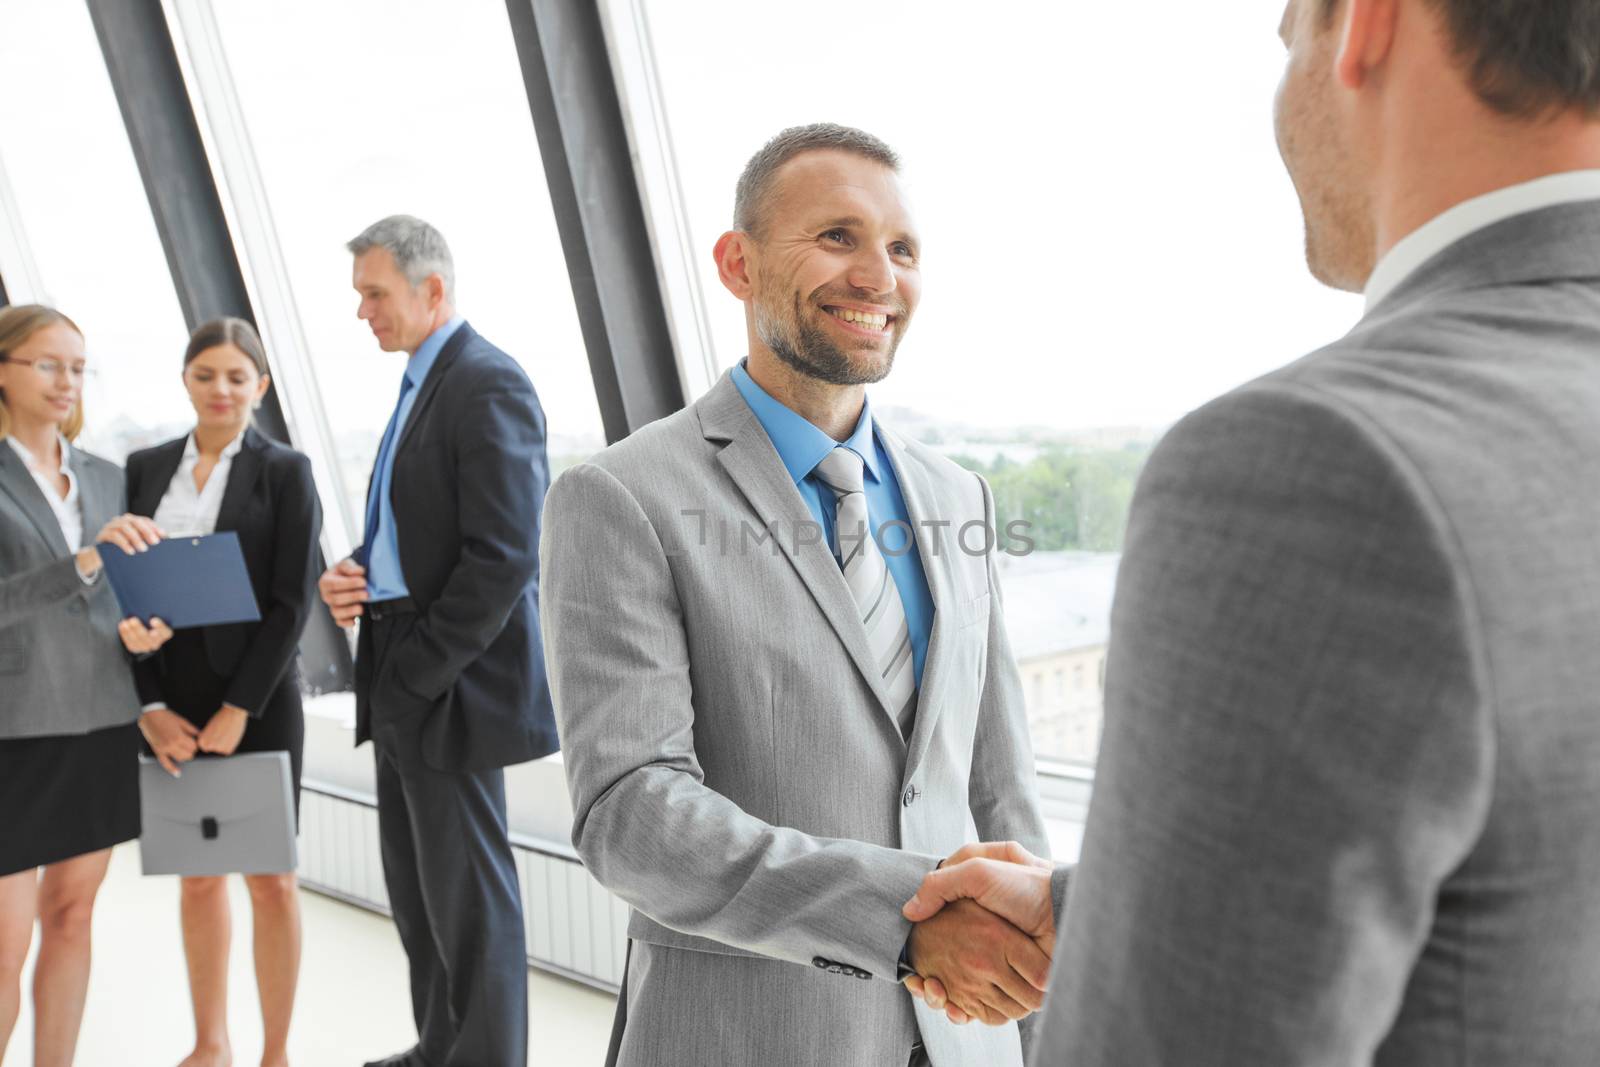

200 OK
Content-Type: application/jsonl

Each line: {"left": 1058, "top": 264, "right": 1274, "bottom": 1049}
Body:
{"left": 0, "top": 356, "right": 97, "bottom": 382}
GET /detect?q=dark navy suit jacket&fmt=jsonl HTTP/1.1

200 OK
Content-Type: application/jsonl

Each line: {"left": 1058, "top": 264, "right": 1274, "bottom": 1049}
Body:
{"left": 126, "top": 426, "right": 321, "bottom": 718}
{"left": 353, "top": 320, "right": 559, "bottom": 771}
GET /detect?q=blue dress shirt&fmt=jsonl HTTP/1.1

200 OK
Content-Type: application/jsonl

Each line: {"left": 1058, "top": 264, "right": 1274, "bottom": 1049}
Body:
{"left": 731, "top": 360, "right": 935, "bottom": 687}
{"left": 365, "top": 315, "right": 465, "bottom": 599}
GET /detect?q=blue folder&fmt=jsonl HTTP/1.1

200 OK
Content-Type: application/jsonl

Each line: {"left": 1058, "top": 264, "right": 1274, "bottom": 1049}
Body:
{"left": 99, "top": 531, "right": 261, "bottom": 629}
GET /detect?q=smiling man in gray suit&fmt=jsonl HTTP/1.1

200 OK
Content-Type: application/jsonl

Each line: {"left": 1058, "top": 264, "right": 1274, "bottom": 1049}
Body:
{"left": 541, "top": 124, "right": 1054, "bottom": 1066}
{"left": 902, "top": 0, "right": 1600, "bottom": 1063}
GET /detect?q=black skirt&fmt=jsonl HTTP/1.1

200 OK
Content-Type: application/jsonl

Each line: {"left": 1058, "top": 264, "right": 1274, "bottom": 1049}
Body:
{"left": 0, "top": 722, "right": 141, "bottom": 877}
{"left": 142, "top": 629, "right": 305, "bottom": 825}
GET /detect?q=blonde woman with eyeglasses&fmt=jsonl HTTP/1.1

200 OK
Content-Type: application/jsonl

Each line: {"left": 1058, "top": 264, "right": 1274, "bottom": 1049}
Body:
{"left": 0, "top": 303, "right": 169, "bottom": 1067}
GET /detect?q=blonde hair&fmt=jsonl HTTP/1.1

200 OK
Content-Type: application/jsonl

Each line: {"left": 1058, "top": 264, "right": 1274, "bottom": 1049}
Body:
{"left": 0, "top": 304, "right": 86, "bottom": 442}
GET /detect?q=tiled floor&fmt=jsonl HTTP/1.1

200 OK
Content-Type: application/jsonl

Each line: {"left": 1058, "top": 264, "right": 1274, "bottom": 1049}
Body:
{"left": 3, "top": 844, "right": 615, "bottom": 1066}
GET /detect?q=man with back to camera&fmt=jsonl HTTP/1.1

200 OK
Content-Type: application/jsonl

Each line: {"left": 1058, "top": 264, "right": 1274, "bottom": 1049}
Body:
{"left": 539, "top": 123, "right": 1057, "bottom": 1066}
{"left": 316, "top": 215, "right": 558, "bottom": 1067}
{"left": 899, "top": 0, "right": 1600, "bottom": 1062}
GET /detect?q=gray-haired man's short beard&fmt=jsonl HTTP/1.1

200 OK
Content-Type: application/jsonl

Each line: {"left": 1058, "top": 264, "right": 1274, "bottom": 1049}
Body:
{"left": 755, "top": 292, "right": 895, "bottom": 387}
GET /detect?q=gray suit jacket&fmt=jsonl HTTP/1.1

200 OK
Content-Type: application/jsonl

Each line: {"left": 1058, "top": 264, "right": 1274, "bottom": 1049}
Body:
{"left": 0, "top": 442, "right": 141, "bottom": 738}
{"left": 541, "top": 373, "right": 1049, "bottom": 1066}
{"left": 0, "top": 556, "right": 90, "bottom": 630}
{"left": 1033, "top": 201, "right": 1600, "bottom": 1065}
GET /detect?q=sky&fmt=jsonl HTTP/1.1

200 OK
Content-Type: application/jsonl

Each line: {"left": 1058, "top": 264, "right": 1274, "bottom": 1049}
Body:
{"left": 637, "top": 0, "right": 1365, "bottom": 430}
{"left": 0, "top": 0, "right": 1363, "bottom": 461}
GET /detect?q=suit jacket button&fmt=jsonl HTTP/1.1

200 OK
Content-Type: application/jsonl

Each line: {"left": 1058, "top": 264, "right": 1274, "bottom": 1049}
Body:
{"left": 902, "top": 786, "right": 919, "bottom": 807}
{"left": 827, "top": 964, "right": 843, "bottom": 974}
{"left": 66, "top": 602, "right": 84, "bottom": 616}
{"left": 813, "top": 957, "right": 829, "bottom": 969}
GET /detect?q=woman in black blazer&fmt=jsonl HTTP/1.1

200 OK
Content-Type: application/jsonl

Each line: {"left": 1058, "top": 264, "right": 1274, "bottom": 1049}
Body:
{"left": 123, "top": 318, "right": 319, "bottom": 1067}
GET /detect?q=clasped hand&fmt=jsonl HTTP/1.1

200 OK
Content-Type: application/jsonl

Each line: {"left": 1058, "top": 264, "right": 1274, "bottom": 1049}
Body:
{"left": 900, "top": 841, "right": 1056, "bottom": 1026}
{"left": 140, "top": 704, "right": 248, "bottom": 776}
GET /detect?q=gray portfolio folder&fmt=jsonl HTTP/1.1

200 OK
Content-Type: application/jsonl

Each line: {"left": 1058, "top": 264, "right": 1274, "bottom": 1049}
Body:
{"left": 138, "top": 752, "right": 297, "bottom": 877}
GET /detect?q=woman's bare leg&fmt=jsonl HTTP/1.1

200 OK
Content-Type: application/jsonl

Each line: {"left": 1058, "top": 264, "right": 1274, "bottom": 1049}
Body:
{"left": 33, "top": 849, "right": 111, "bottom": 1067}
{"left": 177, "top": 875, "right": 232, "bottom": 1067}
{"left": 244, "top": 873, "right": 300, "bottom": 1067}
{"left": 0, "top": 867, "right": 39, "bottom": 1062}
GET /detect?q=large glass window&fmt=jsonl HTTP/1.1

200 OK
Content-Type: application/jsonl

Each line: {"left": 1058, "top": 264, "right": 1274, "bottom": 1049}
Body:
{"left": 205, "top": 0, "right": 607, "bottom": 530}
{"left": 619, "top": 0, "right": 1363, "bottom": 767}
{"left": 0, "top": 2, "right": 194, "bottom": 463}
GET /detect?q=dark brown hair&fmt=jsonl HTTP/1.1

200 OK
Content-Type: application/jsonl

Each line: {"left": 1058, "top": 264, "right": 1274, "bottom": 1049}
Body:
{"left": 1321, "top": 0, "right": 1600, "bottom": 117}
{"left": 184, "top": 316, "right": 269, "bottom": 377}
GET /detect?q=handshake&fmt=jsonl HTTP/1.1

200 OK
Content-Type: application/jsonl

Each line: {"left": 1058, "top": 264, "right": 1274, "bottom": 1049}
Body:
{"left": 901, "top": 841, "right": 1057, "bottom": 1027}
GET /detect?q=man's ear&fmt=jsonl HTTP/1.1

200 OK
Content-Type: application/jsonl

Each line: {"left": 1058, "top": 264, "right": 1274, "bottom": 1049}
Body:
{"left": 426, "top": 273, "right": 448, "bottom": 310}
{"left": 1337, "top": 0, "right": 1399, "bottom": 90}
{"left": 714, "top": 230, "right": 756, "bottom": 301}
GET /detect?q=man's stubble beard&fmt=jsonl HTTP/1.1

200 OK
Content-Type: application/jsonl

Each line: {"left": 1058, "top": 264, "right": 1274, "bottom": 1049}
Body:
{"left": 755, "top": 288, "right": 901, "bottom": 387}
{"left": 1278, "top": 51, "right": 1375, "bottom": 293}
{"left": 1295, "top": 139, "right": 1375, "bottom": 292}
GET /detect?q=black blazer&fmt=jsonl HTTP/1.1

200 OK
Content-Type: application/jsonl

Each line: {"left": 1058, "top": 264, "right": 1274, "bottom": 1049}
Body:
{"left": 352, "top": 321, "right": 559, "bottom": 771}
{"left": 126, "top": 427, "right": 321, "bottom": 717}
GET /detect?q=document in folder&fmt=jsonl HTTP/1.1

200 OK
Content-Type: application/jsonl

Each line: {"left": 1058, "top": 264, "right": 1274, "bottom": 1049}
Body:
{"left": 99, "top": 531, "right": 261, "bottom": 629}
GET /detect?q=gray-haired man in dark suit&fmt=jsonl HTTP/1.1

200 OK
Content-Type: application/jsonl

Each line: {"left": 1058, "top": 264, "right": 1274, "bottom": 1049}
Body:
{"left": 318, "top": 216, "right": 557, "bottom": 1067}
{"left": 906, "top": 1, "right": 1600, "bottom": 1063}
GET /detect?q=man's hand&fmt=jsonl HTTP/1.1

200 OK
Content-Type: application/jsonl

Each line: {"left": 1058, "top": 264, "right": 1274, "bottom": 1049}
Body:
{"left": 197, "top": 703, "right": 249, "bottom": 755}
{"left": 96, "top": 514, "right": 164, "bottom": 555}
{"left": 906, "top": 898, "right": 1051, "bottom": 1026}
{"left": 117, "top": 615, "right": 173, "bottom": 655}
{"left": 904, "top": 841, "right": 1057, "bottom": 1024}
{"left": 139, "top": 707, "right": 200, "bottom": 777}
{"left": 319, "top": 558, "right": 368, "bottom": 628}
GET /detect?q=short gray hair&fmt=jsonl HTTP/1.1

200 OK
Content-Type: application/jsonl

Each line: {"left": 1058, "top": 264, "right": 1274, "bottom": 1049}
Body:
{"left": 347, "top": 215, "right": 455, "bottom": 301}
{"left": 733, "top": 123, "right": 901, "bottom": 239}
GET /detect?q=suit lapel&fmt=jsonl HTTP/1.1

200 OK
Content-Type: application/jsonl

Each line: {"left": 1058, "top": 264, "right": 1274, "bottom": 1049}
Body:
{"left": 356, "top": 325, "right": 471, "bottom": 552}
{"left": 75, "top": 452, "right": 121, "bottom": 539}
{"left": 133, "top": 437, "right": 186, "bottom": 518}
{"left": 394, "top": 321, "right": 472, "bottom": 458}
{"left": 214, "top": 430, "right": 265, "bottom": 533}
{"left": 704, "top": 379, "right": 900, "bottom": 733}
{"left": 879, "top": 427, "right": 958, "bottom": 775}
{"left": 0, "top": 443, "right": 70, "bottom": 556}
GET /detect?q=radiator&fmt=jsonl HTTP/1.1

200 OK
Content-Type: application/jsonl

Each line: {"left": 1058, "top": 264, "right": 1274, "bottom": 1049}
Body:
{"left": 296, "top": 781, "right": 629, "bottom": 992}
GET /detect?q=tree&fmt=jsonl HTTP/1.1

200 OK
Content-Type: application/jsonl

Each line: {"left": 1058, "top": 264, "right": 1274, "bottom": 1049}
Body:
{"left": 952, "top": 443, "right": 1150, "bottom": 553}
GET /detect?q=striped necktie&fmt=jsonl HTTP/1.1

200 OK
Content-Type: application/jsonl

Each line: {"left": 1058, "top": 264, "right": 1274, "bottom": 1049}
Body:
{"left": 814, "top": 446, "right": 917, "bottom": 738}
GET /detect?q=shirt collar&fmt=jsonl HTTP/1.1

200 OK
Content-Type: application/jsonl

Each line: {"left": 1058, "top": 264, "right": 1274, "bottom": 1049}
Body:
{"left": 6, "top": 431, "right": 72, "bottom": 474}
{"left": 406, "top": 315, "right": 466, "bottom": 390}
{"left": 1364, "top": 169, "right": 1600, "bottom": 313}
{"left": 182, "top": 428, "right": 248, "bottom": 463}
{"left": 729, "top": 359, "right": 882, "bottom": 485}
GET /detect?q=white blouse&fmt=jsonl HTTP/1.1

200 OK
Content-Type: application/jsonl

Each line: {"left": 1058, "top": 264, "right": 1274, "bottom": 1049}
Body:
{"left": 6, "top": 433, "right": 83, "bottom": 549}
{"left": 151, "top": 430, "right": 246, "bottom": 537}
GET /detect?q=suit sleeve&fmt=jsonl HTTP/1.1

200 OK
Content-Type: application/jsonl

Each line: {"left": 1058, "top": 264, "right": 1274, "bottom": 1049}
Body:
{"left": 541, "top": 461, "right": 941, "bottom": 980}
{"left": 223, "top": 453, "right": 322, "bottom": 717}
{"left": 120, "top": 452, "right": 167, "bottom": 705}
{"left": 1032, "top": 384, "right": 1494, "bottom": 1065}
{"left": 0, "top": 557, "right": 87, "bottom": 629}
{"left": 387, "top": 363, "right": 547, "bottom": 714}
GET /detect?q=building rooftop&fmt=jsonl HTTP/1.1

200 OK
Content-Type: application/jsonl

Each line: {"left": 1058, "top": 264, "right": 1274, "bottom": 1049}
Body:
{"left": 996, "top": 551, "right": 1120, "bottom": 662}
